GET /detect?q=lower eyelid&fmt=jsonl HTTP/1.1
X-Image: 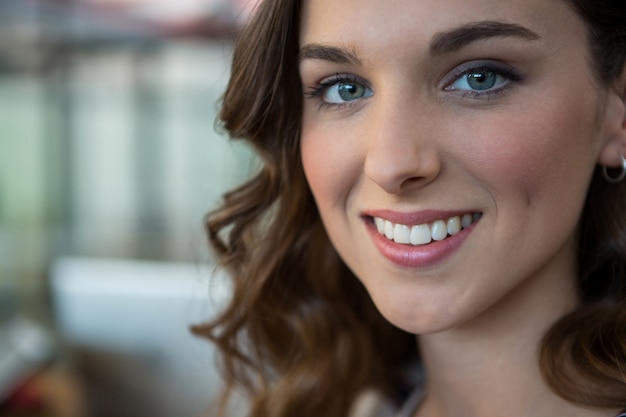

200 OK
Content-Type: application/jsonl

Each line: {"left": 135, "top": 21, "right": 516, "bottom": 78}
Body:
{"left": 448, "top": 82, "right": 520, "bottom": 101}
{"left": 443, "top": 70, "right": 523, "bottom": 101}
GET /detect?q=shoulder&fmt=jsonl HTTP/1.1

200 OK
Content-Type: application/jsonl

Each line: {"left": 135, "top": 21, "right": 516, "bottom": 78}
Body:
{"left": 349, "top": 389, "right": 396, "bottom": 417}
{"left": 349, "top": 385, "right": 426, "bottom": 417}
{"left": 350, "top": 363, "right": 425, "bottom": 417}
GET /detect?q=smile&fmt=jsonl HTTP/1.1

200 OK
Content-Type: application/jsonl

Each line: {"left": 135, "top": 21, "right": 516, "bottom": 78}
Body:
{"left": 373, "top": 213, "right": 482, "bottom": 246}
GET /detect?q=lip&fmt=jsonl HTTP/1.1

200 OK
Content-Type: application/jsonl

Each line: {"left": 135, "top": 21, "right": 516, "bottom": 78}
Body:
{"left": 362, "top": 210, "right": 480, "bottom": 268}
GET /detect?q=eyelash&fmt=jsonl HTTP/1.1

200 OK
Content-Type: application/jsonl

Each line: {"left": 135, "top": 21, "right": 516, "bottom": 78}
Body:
{"left": 303, "top": 62, "right": 524, "bottom": 110}
{"left": 305, "top": 73, "right": 371, "bottom": 110}
{"left": 444, "top": 63, "right": 523, "bottom": 100}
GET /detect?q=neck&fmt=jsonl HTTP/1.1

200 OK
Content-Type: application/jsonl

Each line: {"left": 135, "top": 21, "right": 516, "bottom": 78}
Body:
{"left": 416, "top": 249, "right": 604, "bottom": 417}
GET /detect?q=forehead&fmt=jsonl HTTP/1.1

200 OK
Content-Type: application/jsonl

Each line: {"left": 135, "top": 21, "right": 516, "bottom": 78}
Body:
{"left": 299, "top": 0, "right": 582, "bottom": 53}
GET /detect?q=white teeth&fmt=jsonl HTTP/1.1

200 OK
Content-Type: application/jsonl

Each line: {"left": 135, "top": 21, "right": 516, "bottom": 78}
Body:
{"left": 431, "top": 220, "right": 447, "bottom": 241}
{"left": 410, "top": 224, "right": 431, "bottom": 245}
{"left": 384, "top": 220, "right": 394, "bottom": 239}
{"left": 373, "top": 212, "right": 479, "bottom": 246}
{"left": 447, "top": 216, "right": 461, "bottom": 236}
{"left": 375, "top": 217, "right": 385, "bottom": 234}
{"left": 393, "top": 224, "right": 411, "bottom": 244}
{"left": 462, "top": 213, "right": 473, "bottom": 228}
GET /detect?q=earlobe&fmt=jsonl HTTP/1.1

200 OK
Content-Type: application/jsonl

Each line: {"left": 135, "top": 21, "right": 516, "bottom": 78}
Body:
{"left": 602, "top": 153, "right": 626, "bottom": 183}
{"left": 597, "top": 66, "right": 626, "bottom": 169}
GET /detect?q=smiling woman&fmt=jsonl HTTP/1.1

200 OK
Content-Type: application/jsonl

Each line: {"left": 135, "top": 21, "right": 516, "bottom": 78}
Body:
{"left": 192, "top": 1, "right": 626, "bottom": 417}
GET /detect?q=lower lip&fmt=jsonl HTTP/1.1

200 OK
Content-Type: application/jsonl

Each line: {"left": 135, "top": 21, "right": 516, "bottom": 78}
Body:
{"left": 366, "top": 219, "right": 477, "bottom": 269}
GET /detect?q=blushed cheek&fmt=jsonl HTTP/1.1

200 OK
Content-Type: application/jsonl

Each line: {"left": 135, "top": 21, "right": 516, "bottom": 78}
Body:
{"left": 300, "top": 117, "right": 326, "bottom": 197}
{"left": 301, "top": 121, "right": 365, "bottom": 211}
{"left": 471, "top": 103, "right": 598, "bottom": 220}
{"left": 300, "top": 129, "right": 345, "bottom": 211}
{"left": 300, "top": 137, "right": 324, "bottom": 200}
{"left": 300, "top": 127, "right": 363, "bottom": 266}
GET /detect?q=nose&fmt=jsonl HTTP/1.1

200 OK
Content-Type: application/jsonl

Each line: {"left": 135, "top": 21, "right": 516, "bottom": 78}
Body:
{"left": 363, "top": 95, "right": 442, "bottom": 195}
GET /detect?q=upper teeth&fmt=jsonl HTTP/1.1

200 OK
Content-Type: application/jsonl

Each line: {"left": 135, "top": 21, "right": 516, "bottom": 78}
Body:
{"left": 374, "top": 213, "right": 479, "bottom": 246}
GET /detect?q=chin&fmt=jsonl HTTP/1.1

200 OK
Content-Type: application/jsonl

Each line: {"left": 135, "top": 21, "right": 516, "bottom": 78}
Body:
{"left": 371, "top": 296, "right": 463, "bottom": 335}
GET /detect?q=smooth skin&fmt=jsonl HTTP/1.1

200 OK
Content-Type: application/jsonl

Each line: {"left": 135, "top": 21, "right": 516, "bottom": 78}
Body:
{"left": 299, "top": 0, "right": 626, "bottom": 416}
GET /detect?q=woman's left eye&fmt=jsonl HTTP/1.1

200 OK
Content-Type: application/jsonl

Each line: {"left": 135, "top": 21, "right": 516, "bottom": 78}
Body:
{"left": 445, "top": 65, "right": 521, "bottom": 96}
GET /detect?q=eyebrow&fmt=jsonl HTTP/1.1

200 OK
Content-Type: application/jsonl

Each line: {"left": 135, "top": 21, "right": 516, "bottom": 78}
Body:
{"left": 429, "top": 21, "right": 541, "bottom": 55}
{"left": 299, "top": 21, "right": 541, "bottom": 65}
{"left": 299, "top": 43, "right": 361, "bottom": 65}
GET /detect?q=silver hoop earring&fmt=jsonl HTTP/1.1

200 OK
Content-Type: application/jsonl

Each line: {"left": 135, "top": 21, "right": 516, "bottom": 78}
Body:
{"left": 602, "top": 153, "right": 626, "bottom": 183}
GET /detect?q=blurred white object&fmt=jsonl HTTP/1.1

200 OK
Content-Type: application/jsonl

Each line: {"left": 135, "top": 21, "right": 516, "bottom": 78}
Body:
{"left": 0, "top": 317, "right": 54, "bottom": 401}
{"left": 49, "top": 257, "right": 233, "bottom": 417}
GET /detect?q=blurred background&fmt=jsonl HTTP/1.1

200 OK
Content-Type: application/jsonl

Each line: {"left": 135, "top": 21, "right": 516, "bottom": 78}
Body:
{"left": 0, "top": 0, "right": 259, "bottom": 415}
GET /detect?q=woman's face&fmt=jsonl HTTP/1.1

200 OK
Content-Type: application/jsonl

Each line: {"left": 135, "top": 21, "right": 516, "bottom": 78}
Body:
{"left": 299, "top": 0, "right": 621, "bottom": 334}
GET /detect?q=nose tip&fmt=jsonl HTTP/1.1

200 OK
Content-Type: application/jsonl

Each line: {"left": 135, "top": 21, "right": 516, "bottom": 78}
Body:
{"left": 364, "top": 137, "right": 441, "bottom": 195}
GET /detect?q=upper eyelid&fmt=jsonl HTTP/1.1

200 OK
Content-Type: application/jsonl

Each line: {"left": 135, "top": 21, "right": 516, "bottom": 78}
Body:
{"left": 300, "top": 60, "right": 365, "bottom": 83}
{"left": 304, "top": 74, "right": 373, "bottom": 111}
{"left": 305, "top": 73, "right": 372, "bottom": 94}
{"left": 441, "top": 60, "right": 519, "bottom": 84}
{"left": 303, "top": 61, "right": 520, "bottom": 104}
{"left": 304, "top": 59, "right": 516, "bottom": 85}
{"left": 321, "top": 73, "right": 370, "bottom": 87}
{"left": 442, "top": 65, "right": 522, "bottom": 101}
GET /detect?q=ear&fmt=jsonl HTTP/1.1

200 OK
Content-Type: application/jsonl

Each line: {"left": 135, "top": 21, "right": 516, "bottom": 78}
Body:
{"left": 597, "top": 65, "right": 626, "bottom": 168}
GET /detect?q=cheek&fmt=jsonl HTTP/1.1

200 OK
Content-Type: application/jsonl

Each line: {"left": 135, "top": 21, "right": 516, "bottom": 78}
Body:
{"left": 461, "top": 99, "right": 598, "bottom": 200}
{"left": 300, "top": 122, "right": 363, "bottom": 213}
{"left": 300, "top": 130, "right": 334, "bottom": 205}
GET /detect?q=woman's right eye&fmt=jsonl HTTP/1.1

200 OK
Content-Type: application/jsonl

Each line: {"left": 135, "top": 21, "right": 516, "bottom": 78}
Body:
{"left": 306, "top": 75, "right": 373, "bottom": 107}
{"left": 323, "top": 80, "right": 373, "bottom": 104}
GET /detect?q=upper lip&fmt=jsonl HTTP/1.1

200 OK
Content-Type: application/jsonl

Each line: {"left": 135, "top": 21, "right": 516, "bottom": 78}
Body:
{"left": 362, "top": 209, "right": 479, "bottom": 226}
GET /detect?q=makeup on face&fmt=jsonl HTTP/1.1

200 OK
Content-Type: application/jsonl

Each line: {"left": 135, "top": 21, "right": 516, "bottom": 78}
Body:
{"left": 299, "top": 0, "right": 610, "bottom": 334}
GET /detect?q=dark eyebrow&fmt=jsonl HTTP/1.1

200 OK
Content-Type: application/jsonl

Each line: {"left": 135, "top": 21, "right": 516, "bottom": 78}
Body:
{"left": 430, "top": 21, "right": 541, "bottom": 55}
{"left": 299, "top": 44, "right": 361, "bottom": 65}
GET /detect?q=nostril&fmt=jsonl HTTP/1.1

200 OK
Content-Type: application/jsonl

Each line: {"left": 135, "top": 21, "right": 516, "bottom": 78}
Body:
{"left": 401, "top": 176, "right": 428, "bottom": 187}
{"left": 364, "top": 144, "right": 442, "bottom": 194}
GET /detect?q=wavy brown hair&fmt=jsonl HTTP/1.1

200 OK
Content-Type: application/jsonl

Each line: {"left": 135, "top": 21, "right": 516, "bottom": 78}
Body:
{"left": 193, "top": 0, "right": 626, "bottom": 415}
{"left": 539, "top": 0, "right": 626, "bottom": 408}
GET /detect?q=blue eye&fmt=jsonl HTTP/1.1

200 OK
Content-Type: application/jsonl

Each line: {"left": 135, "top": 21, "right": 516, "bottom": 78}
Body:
{"left": 464, "top": 69, "right": 498, "bottom": 90}
{"left": 324, "top": 81, "right": 373, "bottom": 104}
{"left": 305, "top": 74, "right": 373, "bottom": 107}
{"left": 445, "top": 64, "right": 521, "bottom": 97}
{"left": 451, "top": 68, "right": 506, "bottom": 91}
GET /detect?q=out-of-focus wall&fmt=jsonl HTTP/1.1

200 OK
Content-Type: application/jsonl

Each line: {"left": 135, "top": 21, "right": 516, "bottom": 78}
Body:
{"left": 0, "top": 2, "right": 261, "bottom": 415}
{"left": 0, "top": 1, "right": 257, "bottom": 320}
